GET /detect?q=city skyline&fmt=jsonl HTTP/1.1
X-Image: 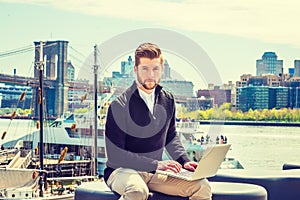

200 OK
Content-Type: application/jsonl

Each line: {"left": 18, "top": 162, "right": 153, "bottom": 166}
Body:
{"left": 1, "top": 1, "right": 300, "bottom": 88}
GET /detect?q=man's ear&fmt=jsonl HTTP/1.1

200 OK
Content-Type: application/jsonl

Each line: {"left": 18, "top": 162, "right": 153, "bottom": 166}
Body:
{"left": 134, "top": 65, "right": 137, "bottom": 74}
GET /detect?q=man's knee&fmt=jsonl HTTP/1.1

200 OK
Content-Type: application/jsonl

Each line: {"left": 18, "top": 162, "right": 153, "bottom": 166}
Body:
{"left": 190, "top": 179, "right": 212, "bottom": 200}
{"left": 122, "top": 185, "right": 149, "bottom": 200}
{"left": 201, "top": 179, "right": 211, "bottom": 193}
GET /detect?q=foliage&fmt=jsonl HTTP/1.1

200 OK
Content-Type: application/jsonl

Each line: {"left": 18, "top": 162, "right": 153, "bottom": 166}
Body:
{"left": 180, "top": 103, "right": 300, "bottom": 122}
{"left": 2, "top": 103, "right": 300, "bottom": 122}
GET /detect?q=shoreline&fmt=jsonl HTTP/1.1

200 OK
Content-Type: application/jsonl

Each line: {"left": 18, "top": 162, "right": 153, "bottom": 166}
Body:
{"left": 199, "top": 120, "right": 300, "bottom": 127}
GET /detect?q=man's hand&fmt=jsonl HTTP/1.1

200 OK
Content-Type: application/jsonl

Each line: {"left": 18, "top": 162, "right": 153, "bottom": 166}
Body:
{"left": 157, "top": 160, "right": 182, "bottom": 173}
{"left": 183, "top": 161, "right": 198, "bottom": 172}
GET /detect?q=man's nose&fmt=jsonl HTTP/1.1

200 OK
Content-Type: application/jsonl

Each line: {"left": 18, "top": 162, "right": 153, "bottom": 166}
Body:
{"left": 148, "top": 70, "right": 155, "bottom": 77}
{"left": 147, "top": 70, "right": 154, "bottom": 77}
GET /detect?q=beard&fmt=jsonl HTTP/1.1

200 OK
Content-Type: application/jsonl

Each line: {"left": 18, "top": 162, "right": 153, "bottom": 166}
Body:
{"left": 142, "top": 81, "right": 157, "bottom": 90}
{"left": 137, "top": 77, "right": 160, "bottom": 91}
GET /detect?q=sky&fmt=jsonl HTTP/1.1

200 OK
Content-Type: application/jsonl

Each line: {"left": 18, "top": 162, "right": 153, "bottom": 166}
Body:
{"left": 0, "top": 0, "right": 300, "bottom": 89}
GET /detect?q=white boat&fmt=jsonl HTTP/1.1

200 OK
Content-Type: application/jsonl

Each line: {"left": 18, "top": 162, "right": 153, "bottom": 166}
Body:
{"left": 1, "top": 113, "right": 107, "bottom": 175}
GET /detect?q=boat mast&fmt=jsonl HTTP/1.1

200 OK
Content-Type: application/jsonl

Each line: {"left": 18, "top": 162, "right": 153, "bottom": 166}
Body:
{"left": 93, "top": 45, "right": 99, "bottom": 176}
{"left": 37, "top": 41, "right": 45, "bottom": 197}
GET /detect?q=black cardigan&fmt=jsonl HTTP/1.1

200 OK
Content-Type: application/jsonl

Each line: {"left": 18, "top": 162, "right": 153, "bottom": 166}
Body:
{"left": 104, "top": 82, "right": 190, "bottom": 181}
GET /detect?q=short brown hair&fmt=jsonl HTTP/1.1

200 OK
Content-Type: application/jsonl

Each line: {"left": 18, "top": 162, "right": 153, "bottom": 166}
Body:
{"left": 135, "top": 43, "right": 164, "bottom": 66}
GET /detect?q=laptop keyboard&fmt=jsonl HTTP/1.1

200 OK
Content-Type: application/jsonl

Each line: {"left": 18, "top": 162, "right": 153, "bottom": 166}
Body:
{"left": 157, "top": 168, "right": 193, "bottom": 179}
{"left": 179, "top": 169, "right": 193, "bottom": 175}
{"left": 176, "top": 169, "right": 193, "bottom": 178}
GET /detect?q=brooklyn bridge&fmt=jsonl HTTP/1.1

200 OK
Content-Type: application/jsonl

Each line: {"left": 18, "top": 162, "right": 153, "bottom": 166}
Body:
{"left": 0, "top": 40, "right": 95, "bottom": 118}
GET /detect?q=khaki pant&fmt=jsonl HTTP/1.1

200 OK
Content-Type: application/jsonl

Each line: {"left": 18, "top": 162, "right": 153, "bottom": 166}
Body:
{"left": 106, "top": 168, "right": 212, "bottom": 200}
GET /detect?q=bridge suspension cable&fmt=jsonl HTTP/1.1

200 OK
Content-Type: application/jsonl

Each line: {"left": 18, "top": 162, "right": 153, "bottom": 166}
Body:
{"left": 69, "top": 45, "right": 89, "bottom": 68}
{"left": 0, "top": 43, "right": 61, "bottom": 59}
{"left": 69, "top": 45, "right": 86, "bottom": 58}
{"left": 0, "top": 45, "right": 34, "bottom": 58}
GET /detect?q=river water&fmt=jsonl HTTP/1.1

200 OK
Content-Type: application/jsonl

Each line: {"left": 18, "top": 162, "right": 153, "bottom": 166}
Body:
{"left": 1, "top": 119, "right": 300, "bottom": 170}
{"left": 199, "top": 124, "right": 300, "bottom": 170}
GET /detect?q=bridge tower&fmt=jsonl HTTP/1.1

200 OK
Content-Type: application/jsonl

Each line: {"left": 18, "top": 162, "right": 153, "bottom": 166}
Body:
{"left": 33, "top": 40, "right": 69, "bottom": 118}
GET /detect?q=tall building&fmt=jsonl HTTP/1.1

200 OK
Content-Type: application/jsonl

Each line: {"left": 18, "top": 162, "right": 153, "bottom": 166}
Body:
{"left": 238, "top": 85, "right": 289, "bottom": 111}
{"left": 238, "top": 86, "right": 269, "bottom": 112}
{"left": 288, "top": 68, "right": 295, "bottom": 76}
{"left": 161, "top": 80, "right": 194, "bottom": 98}
{"left": 0, "top": 85, "right": 32, "bottom": 109}
{"left": 67, "top": 61, "right": 75, "bottom": 81}
{"left": 256, "top": 52, "right": 283, "bottom": 76}
{"left": 121, "top": 56, "right": 134, "bottom": 78}
{"left": 235, "top": 73, "right": 289, "bottom": 110}
{"left": 163, "top": 59, "right": 171, "bottom": 79}
{"left": 284, "top": 77, "right": 300, "bottom": 108}
{"left": 269, "top": 87, "right": 289, "bottom": 109}
{"left": 294, "top": 60, "right": 300, "bottom": 77}
{"left": 197, "top": 87, "right": 231, "bottom": 107}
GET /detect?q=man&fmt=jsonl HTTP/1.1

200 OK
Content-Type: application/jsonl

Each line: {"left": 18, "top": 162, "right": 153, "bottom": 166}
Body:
{"left": 104, "top": 42, "right": 211, "bottom": 200}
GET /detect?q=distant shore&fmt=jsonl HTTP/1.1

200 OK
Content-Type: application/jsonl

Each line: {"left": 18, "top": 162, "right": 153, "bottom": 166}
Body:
{"left": 199, "top": 120, "right": 300, "bottom": 127}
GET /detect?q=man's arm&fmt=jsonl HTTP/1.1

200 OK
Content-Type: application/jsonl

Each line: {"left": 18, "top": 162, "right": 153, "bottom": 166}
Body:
{"left": 164, "top": 100, "right": 190, "bottom": 166}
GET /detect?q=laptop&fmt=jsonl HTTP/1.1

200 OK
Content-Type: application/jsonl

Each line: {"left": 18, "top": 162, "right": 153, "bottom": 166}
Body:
{"left": 156, "top": 144, "right": 231, "bottom": 181}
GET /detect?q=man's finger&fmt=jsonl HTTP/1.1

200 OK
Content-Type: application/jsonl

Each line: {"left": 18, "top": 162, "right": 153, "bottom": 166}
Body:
{"left": 168, "top": 162, "right": 182, "bottom": 172}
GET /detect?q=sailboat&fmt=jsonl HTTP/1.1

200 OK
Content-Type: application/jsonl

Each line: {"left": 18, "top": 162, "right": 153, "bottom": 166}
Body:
{"left": 0, "top": 43, "right": 106, "bottom": 199}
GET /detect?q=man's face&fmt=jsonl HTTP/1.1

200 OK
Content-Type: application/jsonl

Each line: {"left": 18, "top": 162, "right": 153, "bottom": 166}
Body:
{"left": 134, "top": 57, "right": 163, "bottom": 93}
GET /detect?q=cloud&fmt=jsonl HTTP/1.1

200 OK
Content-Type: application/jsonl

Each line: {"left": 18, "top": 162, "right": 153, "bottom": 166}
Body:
{"left": 3, "top": 0, "right": 300, "bottom": 47}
